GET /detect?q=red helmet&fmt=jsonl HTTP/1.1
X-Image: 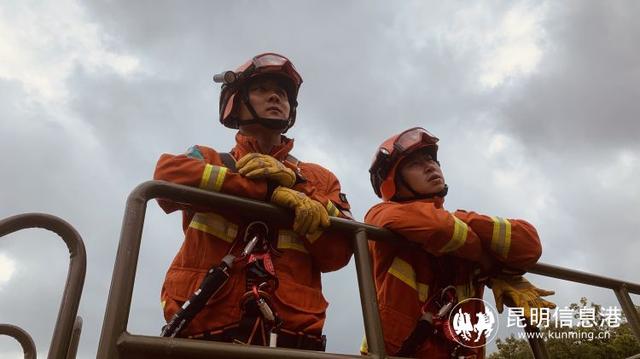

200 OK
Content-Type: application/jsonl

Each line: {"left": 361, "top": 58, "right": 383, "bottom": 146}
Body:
{"left": 216, "top": 53, "right": 303, "bottom": 132}
{"left": 369, "top": 127, "right": 443, "bottom": 201}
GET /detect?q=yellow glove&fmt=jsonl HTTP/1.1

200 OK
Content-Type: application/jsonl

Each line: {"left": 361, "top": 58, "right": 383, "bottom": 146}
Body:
{"left": 490, "top": 276, "right": 556, "bottom": 320}
{"left": 271, "top": 187, "right": 330, "bottom": 236}
{"left": 237, "top": 153, "right": 296, "bottom": 188}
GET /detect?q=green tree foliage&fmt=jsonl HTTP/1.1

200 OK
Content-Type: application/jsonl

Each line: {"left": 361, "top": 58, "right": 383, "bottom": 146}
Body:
{"left": 488, "top": 297, "right": 640, "bottom": 359}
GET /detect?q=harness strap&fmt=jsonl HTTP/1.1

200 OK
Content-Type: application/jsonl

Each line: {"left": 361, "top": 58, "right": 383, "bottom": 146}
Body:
{"left": 396, "top": 285, "right": 458, "bottom": 357}
{"left": 285, "top": 154, "right": 299, "bottom": 167}
{"left": 396, "top": 317, "right": 435, "bottom": 357}
{"left": 219, "top": 152, "right": 237, "bottom": 172}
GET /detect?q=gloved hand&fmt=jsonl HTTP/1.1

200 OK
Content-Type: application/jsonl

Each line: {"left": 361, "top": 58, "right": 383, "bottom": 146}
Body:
{"left": 271, "top": 187, "right": 330, "bottom": 236}
{"left": 490, "top": 275, "right": 556, "bottom": 320}
{"left": 237, "top": 153, "right": 297, "bottom": 188}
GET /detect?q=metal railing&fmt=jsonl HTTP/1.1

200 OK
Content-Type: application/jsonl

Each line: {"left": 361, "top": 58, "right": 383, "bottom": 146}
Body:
{"left": 528, "top": 263, "right": 640, "bottom": 357}
{"left": 0, "top": 213, "right": 86, "bottom": 359}
{"left": 97, "top": 180, "right": 640, "bottom": 358}
{"left": 0, "top": 324, "right": 37, "bottom": 359}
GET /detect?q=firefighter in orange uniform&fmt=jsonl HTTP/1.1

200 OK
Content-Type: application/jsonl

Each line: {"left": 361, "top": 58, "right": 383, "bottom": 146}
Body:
{"left": 153, "top": 53, "right": 353, "bottom": 350}
{"left": 365, "top": 127, "right": 555, "bottom": 358}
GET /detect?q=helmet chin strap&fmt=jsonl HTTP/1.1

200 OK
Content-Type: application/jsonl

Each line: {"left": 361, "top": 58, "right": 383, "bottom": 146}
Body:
{"left": 393, "top": 173, "right": 449, "bottom": 202}
{"left": 238, "top": 88, "right": 291, "bottom": 131}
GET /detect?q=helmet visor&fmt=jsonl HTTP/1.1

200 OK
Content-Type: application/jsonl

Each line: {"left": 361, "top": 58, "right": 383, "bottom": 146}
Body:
{"left": 253, "top": 53, "right": 289, "bottom": 67}
{"left": 369, "top": 127, "right": 439, "bottom": 198}
{"left": 251, "top": 53, "right": 302, "bottom": 86}
{"left": 394, "top": 127, "right": 439, "bottom": 153}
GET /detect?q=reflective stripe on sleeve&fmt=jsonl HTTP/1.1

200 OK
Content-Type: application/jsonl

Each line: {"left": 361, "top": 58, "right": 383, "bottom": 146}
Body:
{"left": 326, "top": 201, "right": 340, "bottom": 217}
{"left": 440, "top": 216, "right": 468, "bottom": 253}
{"left": 277, "top": 230, "right": 309, "bottom": 254}
{"left": 491, "top": 216, "right": 512, "bottom": 259}
{"left": 388, "top": 257, "right": 429, "bottom": 302}
{"left": 188, "top": 212, "right": 238, "bottom": 243}
{"left": 199, "top": 164, "right": 227, "bottom": 192}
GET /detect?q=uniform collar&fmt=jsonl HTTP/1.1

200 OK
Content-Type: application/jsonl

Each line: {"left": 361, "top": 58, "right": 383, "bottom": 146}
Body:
{"left": 395, "top": 196, "right": 445, "bottom": 208}
{"left": 232, "top": 132, "right": 294, "bottom": 161}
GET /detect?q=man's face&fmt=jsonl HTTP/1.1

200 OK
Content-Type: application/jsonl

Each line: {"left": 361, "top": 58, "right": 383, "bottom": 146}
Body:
{"left": 237, "top": 77, "right": 291, "bottom": 120}
{"left": 397, "top": 149, "right": 446, "bottom": 197}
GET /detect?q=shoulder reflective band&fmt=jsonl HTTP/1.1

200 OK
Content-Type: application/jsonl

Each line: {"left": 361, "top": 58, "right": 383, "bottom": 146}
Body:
{"left": 200, "top": 164, "right": 228, "bottom": 192}
{"left": 440, "top": 216, "right": 468, "bottom": 253}
{"left": 189, "top": 213, "right": 238, "bottom": 243}
{"left": 277, "top": 230, "right": 309, "bottom": 254}
{"left": 388, "top": 257, "right": 429, "bottom": 302}
{"left": 326, "top": 201, "right": 340, "bottom": 217}
{"left": 491, "top": 216, "right": 512, "bottom": 260}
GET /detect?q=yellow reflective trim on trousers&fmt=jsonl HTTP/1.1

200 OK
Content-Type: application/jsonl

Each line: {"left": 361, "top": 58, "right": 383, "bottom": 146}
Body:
{"left": 188, "top": 212, "right": 238, "bottom": 243}
{"left": 388, "top": 257, "right": 429, "bottom": 302}
{"left": 199, "top": 164, "right": 227, "bottom": 192}
{"left": 161, "top": 300, "right": 166, "bottom": 309}
{"left": 440, "top": 216, "right": 468, "bottom": 253}
{"left": 491, "top": 216, "right": 512, "bottom": 259}
{"left": 326, "top": 201, "right": 340, "bottom": 217}
{"left": 277, "top": 230, "right": 309, "bottom": 254}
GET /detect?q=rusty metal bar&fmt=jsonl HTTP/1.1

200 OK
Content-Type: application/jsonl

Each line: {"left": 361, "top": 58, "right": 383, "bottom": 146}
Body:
{"left": 524, "top": 323, "right": 549, "bottom": 359}
{"left": 614, "top": 285, "right": 640, "bottom": 340}
{"left": 98, "top": 181, "right": 640, "bottom": 358}
{"left": 97, "top": 182, "right": 149, "bottom": 359}
{"left": 353, "top": 228, "right": 385, "bottom": 358}
{"left": 0, "top": 324, "right": 37, "bottom": 359}
{"left": 0, "top": 213, "right": 86, "bottom": 359}
{"left": 530, "top": 263, "right": 640, "bottom": 294}
{"left": 116, "top": 333, "right": 363, "bottom": 359}
{"left": 97, "top": 180, "right": 352, "bottom": 358}
{"left": 530, "top": 263, "right": 640, "bottom": 342}
{"left": 65, "top": 316, "right": 83, "bottom": 359}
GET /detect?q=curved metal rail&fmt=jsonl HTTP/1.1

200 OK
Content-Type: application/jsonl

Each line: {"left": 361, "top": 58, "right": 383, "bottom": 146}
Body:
{"left": 0, "top": 213, "right": 87, "bottom": 359}
{"left": 0, "top": 324, "right": 37, "bottom": 359}
{"left": 98, "top": 180, "right": 640, "bottom": 359}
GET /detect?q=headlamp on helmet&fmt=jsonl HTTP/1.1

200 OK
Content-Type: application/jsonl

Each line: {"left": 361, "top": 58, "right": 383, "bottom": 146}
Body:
{"left": 216, "top": 53, "right": 303, "bottom": 132}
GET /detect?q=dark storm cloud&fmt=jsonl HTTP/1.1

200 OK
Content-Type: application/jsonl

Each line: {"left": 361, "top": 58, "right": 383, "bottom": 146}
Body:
{"left": 0, "top": 78, "right": 125, "bottom": 357}
{"left": 487, "top": 1, "right": 640, "bottom": 279}
{"left": 500, "top": 1, "right": 640, "bottom": 155}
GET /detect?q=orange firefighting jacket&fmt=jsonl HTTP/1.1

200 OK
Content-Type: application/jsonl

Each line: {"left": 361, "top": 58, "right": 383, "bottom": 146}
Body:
{"left": 365, "top": 197, "right": 541, "bottom": 358}
{"left": 154, "top": 132, "right": 353, "bottom": 337}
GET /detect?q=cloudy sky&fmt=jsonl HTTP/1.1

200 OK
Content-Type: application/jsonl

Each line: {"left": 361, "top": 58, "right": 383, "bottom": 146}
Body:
{"left": 1, "top": 0, "right": 639, "bottom": 357}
